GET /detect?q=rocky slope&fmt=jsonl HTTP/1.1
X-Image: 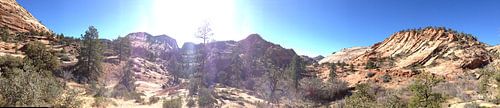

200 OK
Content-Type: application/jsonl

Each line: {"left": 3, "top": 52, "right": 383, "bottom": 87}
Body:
{"left": 352, "top": 27, "right": 492, "bottom": 75}
{"left": 127, "top": 32, "right": 179, "bottom": 59}
{"left": 319, "top": 47, "right": 370, "bottom": 64}
{"left": 0, "top": 0, "right": 49, "bottom": 33}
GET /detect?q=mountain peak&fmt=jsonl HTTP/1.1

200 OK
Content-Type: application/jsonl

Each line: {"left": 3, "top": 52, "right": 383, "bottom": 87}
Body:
{"left": 242, "top": 34, "right": 266, "bottom": 42}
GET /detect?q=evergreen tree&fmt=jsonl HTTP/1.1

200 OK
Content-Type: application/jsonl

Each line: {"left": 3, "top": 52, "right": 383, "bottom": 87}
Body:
{"left": 329, "top": 63, "right": 337, "bottom": 80}
{"left": 408, "top": 72, "right": 444, "bottom": 108}
{"left": 113, "top": 36, "right": 131, "bottom": 61}
{"left": 345, "top": 83, "right": 376, "bottom": 108}
{"left": 287, "top": 55, "right": 305, "bottom": 89}
{"left": 75, "top": 26, "right": 103, "bottom": 83}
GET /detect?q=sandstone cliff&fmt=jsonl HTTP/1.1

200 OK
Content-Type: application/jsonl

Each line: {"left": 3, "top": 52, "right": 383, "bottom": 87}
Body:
{"left": 0, "top": 0, "right": 49, "bottom": 33}
{"left": 352, "top": 27, "right": 492, "bottom": 75}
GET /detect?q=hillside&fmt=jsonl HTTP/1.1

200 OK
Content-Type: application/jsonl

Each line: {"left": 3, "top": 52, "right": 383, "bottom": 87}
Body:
{"left": 351, "top": 27, "right": 492, "bottom": 75}
{"left": 0, "top": 0, "right": 49, "bottom": 33}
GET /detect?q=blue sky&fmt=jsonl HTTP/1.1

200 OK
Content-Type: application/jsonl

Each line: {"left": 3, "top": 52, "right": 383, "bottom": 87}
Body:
{"left": 18, "top": 0, "right": 500, "bottom": 56}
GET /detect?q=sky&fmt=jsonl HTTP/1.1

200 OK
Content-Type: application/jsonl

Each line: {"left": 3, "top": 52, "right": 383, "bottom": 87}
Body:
{"left": 18, "top": 0, "right": 500, "bottom": 57}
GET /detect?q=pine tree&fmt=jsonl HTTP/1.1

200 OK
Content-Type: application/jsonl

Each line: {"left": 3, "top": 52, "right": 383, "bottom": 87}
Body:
{"left": 408, "top": 72, "right": 444, "bottom": 108}
{"left": 329, "top": 63, "right": 337, "bottom": 80}
{"left": 288, "top": 55, "right": 305, "bottom": 89}
{"left": 75, "top": 26, "right": 103, "bottom": 83}
{"left": 113, "top": 36, "right": 131, "bottom": 61}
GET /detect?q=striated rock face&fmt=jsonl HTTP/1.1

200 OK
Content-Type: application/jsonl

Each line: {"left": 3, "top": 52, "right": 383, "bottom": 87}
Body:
{"left": 488, "top": 45, "right": 500, "bottom": 56}
{"left": 319, "top": 47, "right": 370, "bottom": 64}
{"left": 0, "top": 0, "right": 49, "bottom": 33}
{"left": 127, "top": 32, "right": 179, "bottom": 59}
{"left": 352, "top": 27, "right": 492, "bottom": 74}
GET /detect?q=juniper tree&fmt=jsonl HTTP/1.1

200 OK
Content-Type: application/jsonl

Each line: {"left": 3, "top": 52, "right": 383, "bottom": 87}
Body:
{"left": 22, "top": 41, "right": 59, "bottom": 72}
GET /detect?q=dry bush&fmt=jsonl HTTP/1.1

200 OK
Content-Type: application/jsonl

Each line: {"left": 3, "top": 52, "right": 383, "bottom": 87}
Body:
{"left": 148, "top": 96, "right": 160, "bottom": 105}
{"left": 162, "top": 97, "right": 182, "bottom": 108}
{"left": 433, "top": 79, "right": 478, "bottom": 101}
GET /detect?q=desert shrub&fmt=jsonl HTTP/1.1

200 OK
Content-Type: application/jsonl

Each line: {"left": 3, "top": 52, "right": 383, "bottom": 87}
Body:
{"left": 135, "top": 97, "right": 145, "bottom": 104}
{"left": 365, "top": 60, "right": 378, "bottom": 69}
{"left": 148, "top": 96, "right": 160, "bottom": 105}
{"left": 0, "top": 55, "right": 23, "bottom": 78}
{"left": 300, "top": 76, "right": 349, "bottom": 102}
{"left": 162, "top": 97, "right": 182, "bottom": 108}
{"left": 381, "top": 74, "right": 392, "bottom": 83}
{"left": 380, "top": 90, "right": 407, "bottom": 108}
{"left": 433, "top": 79, "right": 477, "bottom": 101}
{"left": 0, "top": 59, "right": 63, "bottom": 107}
{"left": 88, "top": 82, "right": 110, "bottom": 99}
{"left": 22, "top": 41, "right": 59, "bottom": 72}
{"left": 345, "top": 83, "right": 376, "bottom": 108}
{"left": 366, "top": 72, "right": 375, "bottom": 78}
{"left": 408, "top": 72, "right": 444, "bottom": 108}
{"left": 198, "top": 87, "right": 216, "bottom": 107}
{"left": 477, "top": 64, "right": 500, "bottom": 103}
{"left": 60, "top": 54, "right": 71, "bottom": 62}
{"left": 54, "top": 89, "right": 83, "bottom": 108}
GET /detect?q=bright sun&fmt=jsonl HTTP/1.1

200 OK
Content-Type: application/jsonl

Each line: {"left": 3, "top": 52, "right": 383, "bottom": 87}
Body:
{"left": 134, "top": 0, "right": 249, "bottom": 45}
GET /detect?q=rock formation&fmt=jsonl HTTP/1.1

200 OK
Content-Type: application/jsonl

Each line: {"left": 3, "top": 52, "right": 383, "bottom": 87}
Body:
{"left": 0, "top": 0, "right": 49, "bottom": 33}
{"left": 319, "top": 47, "right": 370, "bottom": 64}
{"left": 351, "top": 27, "right": 492, "bottom": 74}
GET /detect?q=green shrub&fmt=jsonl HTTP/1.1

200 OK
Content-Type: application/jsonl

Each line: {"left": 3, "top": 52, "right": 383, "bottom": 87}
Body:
{"left": 383, "top": 93, "right": 407, "bottom": 108}
{"left": 366, "top": 72, "right": 375, "bottom": 78}
{"left": 345, "top": 83, "right": 376, "bottom": 108}
{"left": 0, "top": 60, "right": 63, "bottom": 107}
{"left": 365, "top": 60, "right": 378, "bottom": 69}
{"left": 162, "top": 97, "right": 182, "bottom": 108}
{"left": 55, "top": 90, "right": 83, "bottom": 108}
{"left": 381, "top": 74, "right": 391, "bottom": 83}
{"left": 148, "top": 96, "right": 160, "bottom": 105}
{"left": 60, "top": 54, "right": 71, "bottom": 62}
{"left": 408, "top": 72, "right": 444, "bottom": 108}
{"left": 23, "top": 41, "right": 59, "bottom": 72}
{"left": 300, "top": 76, "right": 349, "bottom": 101}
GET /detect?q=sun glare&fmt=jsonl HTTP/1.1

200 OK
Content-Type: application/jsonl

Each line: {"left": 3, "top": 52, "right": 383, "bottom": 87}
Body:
{"left": 134, "top": 0, "right": 248, "bottom": 45}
